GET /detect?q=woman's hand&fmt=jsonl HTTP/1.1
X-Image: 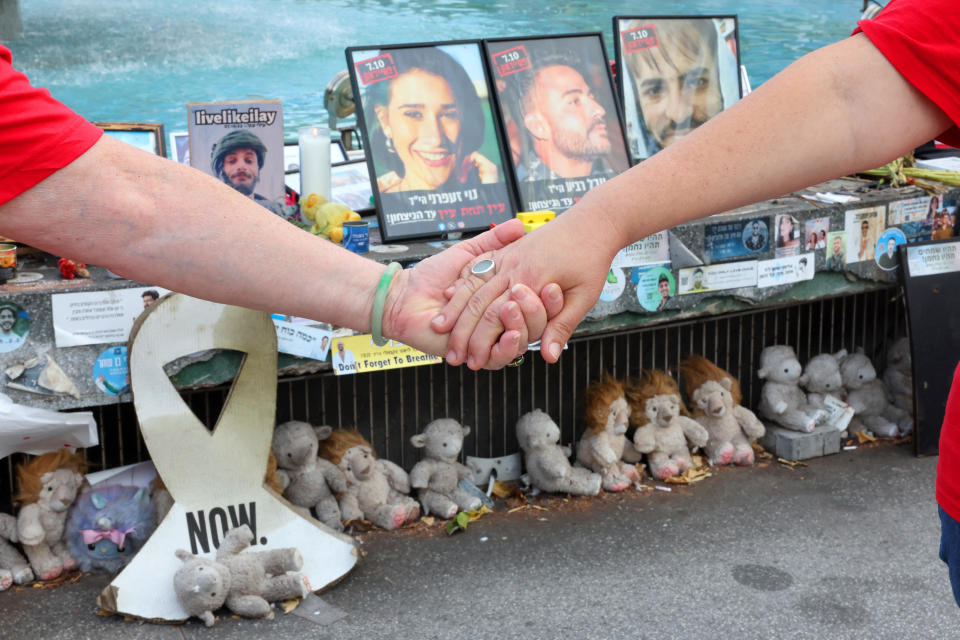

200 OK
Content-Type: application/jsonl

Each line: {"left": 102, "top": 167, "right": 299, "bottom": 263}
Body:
{"left": 461, "top": 152, "right": 499, "bottom": 185}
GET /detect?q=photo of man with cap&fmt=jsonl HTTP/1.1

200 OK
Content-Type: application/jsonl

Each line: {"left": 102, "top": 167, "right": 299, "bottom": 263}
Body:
{"left": 210, "top": 130, "right": 284, "bottom": 216}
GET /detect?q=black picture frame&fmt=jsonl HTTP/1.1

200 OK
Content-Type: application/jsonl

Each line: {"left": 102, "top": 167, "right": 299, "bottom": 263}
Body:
{"left": 94, "top": 122, "right": 167, "bottom": 157}
{"left": 346, "top": 40, "right": 517, "bottom": 242}
{"left": 483, "top": 32, "right": 631, "bottom": 215}
{"left": 330, "top": 159, "right": 375, "bottom": 213}
{"left": 613, "top": 15, "right": 742, "bottom": 163}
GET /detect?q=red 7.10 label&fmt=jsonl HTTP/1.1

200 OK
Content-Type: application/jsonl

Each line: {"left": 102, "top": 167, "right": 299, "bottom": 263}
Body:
{"left": 621, "top": 25, "right": 659, "bottom": 53}
{"left": 355, "top": 53, "right": 398, "bottom": 85}
{"left": 492, "top": 45, "right": 530, "bottom": 78}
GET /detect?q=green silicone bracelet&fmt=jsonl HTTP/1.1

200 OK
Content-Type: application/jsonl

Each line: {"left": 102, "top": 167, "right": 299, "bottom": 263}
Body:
{"left": 372, "top": 262, "right": 402, "bottom": 347}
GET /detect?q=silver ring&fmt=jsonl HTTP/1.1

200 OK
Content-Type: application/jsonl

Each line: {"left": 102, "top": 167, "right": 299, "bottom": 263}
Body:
{"left": 471, "top": 258, "right": 495, "bottom": 276}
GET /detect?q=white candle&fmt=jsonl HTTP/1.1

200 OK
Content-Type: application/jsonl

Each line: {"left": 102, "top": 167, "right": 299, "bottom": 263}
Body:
{"left": 298, "top": 124, "right": 331, "bottom": 199}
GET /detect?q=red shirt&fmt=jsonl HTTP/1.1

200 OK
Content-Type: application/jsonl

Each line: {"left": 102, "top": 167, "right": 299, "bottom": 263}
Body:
{"left": 854, "top": 0, "right": 960, "bottom": 518}
{"left": 0, "top": 44, "right": 103, "bottom": 206}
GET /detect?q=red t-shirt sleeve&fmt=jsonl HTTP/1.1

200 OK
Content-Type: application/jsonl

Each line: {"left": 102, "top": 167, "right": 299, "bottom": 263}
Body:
{"left": 0, "top": 45, "right": 103, "bottom": 206}
{"left": 853, "top": 0, "right": 960, "bottom": 147}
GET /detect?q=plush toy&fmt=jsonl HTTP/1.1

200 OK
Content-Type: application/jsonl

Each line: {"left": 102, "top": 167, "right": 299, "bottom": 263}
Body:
{"left": 883, "top": 337, "right": 914, "bottom": 418}
{"left": 65, "top": 484, "right": 156, "bottom": 573}
{"left": 800, "top": 350, "right": 847, "bottom": 414}
{"left": 409, "top": 418, "right": 481, "bottom": 519}
{"left": 756, "top": 345, "right": 823, "bottom": 433}
{"left": 516, "top": 409, "right": 602, "bottom": 495}
{"left": 173, "top": 524, "right": 308, "bottom": 627}
{"left": 271, "top": 420, "right": 349, "bottom": 531}
{"left": 576, "top": 373, "right": 642, "bottom": 491}
{"left": 0, "top": 512, "right": 33, "bottom": 590}
{"left": 15, "top": 450, "right": 86, "bottom": 581}
{"left": 626, "top": 370, "right": 709, "bottom": 480}
{"left": 839, "top": 349, "right": 911, "bottom": 437}
{"left": 681, "top": 355, "right": 765, "bottom": 466}
{"left": 319, "top": 429, "right": 419, "bottom": 529}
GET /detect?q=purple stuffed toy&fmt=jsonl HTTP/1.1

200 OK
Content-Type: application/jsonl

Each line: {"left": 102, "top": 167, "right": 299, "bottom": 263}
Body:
{"left": 65, "top": 484, "right": 156, "bottom": 573}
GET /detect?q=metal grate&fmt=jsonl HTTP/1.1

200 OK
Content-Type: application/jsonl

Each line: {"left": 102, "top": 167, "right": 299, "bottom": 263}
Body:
{"left": 0, "top": 286, "right": 905, "bottom": 514}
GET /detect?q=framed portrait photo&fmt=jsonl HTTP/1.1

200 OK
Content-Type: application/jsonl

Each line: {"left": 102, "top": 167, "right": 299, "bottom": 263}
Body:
{"left": 168, "top": 131, "right": 190, "bottom": 165}
{"left": 484, "top": 32, "right": 630, "bottom": 215}
{"left": 613, "top": 15, "right": 742, "bottom": 163}
{"left": 94, "top": 122, "right": 167, "bottom": 157}
{"left": 346, "top": 40, "right": 516, "bottom": 241}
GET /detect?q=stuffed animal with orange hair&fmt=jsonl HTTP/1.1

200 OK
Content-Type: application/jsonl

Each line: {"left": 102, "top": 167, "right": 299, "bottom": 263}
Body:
{"left": 320, "top": 429, "right": 419, "bottom": 529}
{"left": 680, "top": 355, "right": 765, "bottom": 466}
{"left": 576, "top": 373, "right": 642, "bottom": 491}
{"left": 15, "top": 450, "right": 87, "bottom": 581}
{"left": 626, "top": 370, "right": 709, "bottom": 480}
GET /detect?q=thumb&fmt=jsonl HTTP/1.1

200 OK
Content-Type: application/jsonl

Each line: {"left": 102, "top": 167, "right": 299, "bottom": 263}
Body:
{"left": 538, "top": 293, "right": 594, "bottom": 363}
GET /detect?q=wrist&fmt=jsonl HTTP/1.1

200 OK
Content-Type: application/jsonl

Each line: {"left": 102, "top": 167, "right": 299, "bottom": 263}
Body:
{"left": 371, "top": 262, "right": 402, "bottom": 346}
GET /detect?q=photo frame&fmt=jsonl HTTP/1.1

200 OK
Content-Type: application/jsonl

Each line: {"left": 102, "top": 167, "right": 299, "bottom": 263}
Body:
{"left": 186, "top": 99, "right": 287, "bottom": 219}
{"left": 168, "top": 131, "right": 189, "bottom": 165}
{"left": 613, "top": 15, "right": 742, "bottom": 163}
{"left": 330, "top": 159, "right": 375, "bottom": 212}
{"left": 94, "top": 122, "right": 167, "bottom": 157}
{"left": 483, "top": 32, "right": 631, "bottom": 215}
{"left": 346, "top": 40, "right": 516, "bottom": 241}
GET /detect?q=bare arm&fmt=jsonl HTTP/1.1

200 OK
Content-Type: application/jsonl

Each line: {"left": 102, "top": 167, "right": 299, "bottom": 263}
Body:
{"left": 438, "top": 34, "right": 953, "bottom": 367}
{"left": 0, "top": 135, "right": 550, "bottom": 366}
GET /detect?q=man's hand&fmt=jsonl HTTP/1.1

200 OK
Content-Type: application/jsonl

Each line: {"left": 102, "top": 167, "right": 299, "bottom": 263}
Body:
{"left": 381, "top": 219, "right": 562, "bottom": 370}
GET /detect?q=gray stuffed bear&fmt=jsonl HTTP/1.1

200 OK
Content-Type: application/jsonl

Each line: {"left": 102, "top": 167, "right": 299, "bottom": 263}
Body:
{"left": 173, "top": 524, "right": 308, "bottom": 627}
{"left": 409, "top": 419, "right": 481, "bottom": 519}
{"left": 840, "top": 350, "right": 911, "bottom": 437}
{"left": 757, "top": 345, "right": 823, "bottom": 433}
{"left": 883, "top": 337, "right": 914, "bottom": 420}
{"left": 516, "top": 410, "right": 602, "bottom": 496}
{"left": 339, "top": 442, "right": 420, "bottom": 530}
{"left": 801, "top": 350, "right": 847, "bottom": 414}
{"left": 0, "top": 512, "right": 33, "bottom": 590}
{"left": 271, "top": 420, "right": 348, "bottom": 531}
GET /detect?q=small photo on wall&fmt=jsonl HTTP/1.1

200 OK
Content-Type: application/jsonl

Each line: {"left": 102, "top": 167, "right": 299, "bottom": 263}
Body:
{"left": 774, "top": 214, "right": 802, "bottom": 257}
{"left": 484, "top": 32, "right": 631, "bottom": 214}
{"left": 845, "top": 206, "right": 885, "bottom": 263}
{"left": 826, "top": 231, "right": 846, "bottom": 270}
{"left": 613, "top": 15, "right": 741, "bottom": 162}
{"left": 932, "top": 197, "right": 958, "bottom": 240}
{"left": 633, "top": 264, "right": 674, "bottom": 311}
{"left": 875, "top": 228, "right": 907, "bottom": 271}
{"left": 347, "top": 40, "right": 516, "bottom": 241}
{"left": 804, "top": 217, "right": 830, "bottom": 251}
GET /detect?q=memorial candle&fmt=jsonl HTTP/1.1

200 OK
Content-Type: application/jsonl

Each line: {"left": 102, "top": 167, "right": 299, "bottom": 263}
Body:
{"left": 298, "top": 125, "right": 331, "bottom": 199}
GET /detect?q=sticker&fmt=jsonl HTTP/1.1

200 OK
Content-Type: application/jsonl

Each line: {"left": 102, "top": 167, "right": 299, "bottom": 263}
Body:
{"left": 888, "top": 195, "right": 934, "bottom": 243}
{"left": 845, "top": 205, "right": 885, "bottom": 264}
{"left": 620, "top": 24, "right": 659, "bottom": 53}
{"left": 875, "top": 228, "right": 907, "bottom": 271}
{"left": 491, "top": 45, "right": 530, "bottom": 77}
{"left": 0, "top": 301, "right": 29, "bottom": 353}
{"left": 825, "top": 231, "right": 847, "bottom": 270}
{"left": 931, "top": 198, "right": 957, "bottom": 241}
{"left": 757, "top": 253, "right": 814, "bottom": 288}
{"left": 52, "top": 287, "right": 170, "bottom": 348}
{"left": 368, "top": 244, "right": 408, "bottom": 253}
{"left": 774, "top": 214, "right": 802, "bottom": 257}
{"left": 330, "top": 335, "right": 441, "bottom": 376}
{"left": 599, "top": 267, "right": 626, "bottom": 302}
{"left": 822, "top": 394, "right": 855, "bottom": 433}
{"left": 610, "top": 231, "right": 669, "bottom": 268}
{"left": 804, "top": 217, "right": 830, "bottom": 251}
{"left": 271, "top": 318, "right": 333, "bottom": 361}
{"left": 678, "top": 261, "right": 757, "bottom": 294}
{"left": 633, "top": 264, "right": 674, "bottom": 311}
{"left": 93, "top": 345, "right": 130, "bottom": 396}
{"left": 704, "top": 218, "right": 768, "bottom": 262}
{"left": 906, "top": 241, "right": 960, "bottom": 277}
{"left": 354, "top": 53, "right": 398, "bottom": 85}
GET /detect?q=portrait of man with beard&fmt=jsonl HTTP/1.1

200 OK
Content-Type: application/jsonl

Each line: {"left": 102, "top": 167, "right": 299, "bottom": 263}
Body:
{"left": 209, "top": 129, "right": 285, "bottom": 216}
{"left": 490, "top": 36, "right": 630, "bottom": 214}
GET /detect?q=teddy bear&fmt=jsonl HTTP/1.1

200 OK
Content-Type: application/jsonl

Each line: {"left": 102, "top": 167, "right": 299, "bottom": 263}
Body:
{"left": 839, "top": 349, "right": 912, "bottom": 437}
{"left": 576, "top": 373, "right": 643, "bottom": 491}
{"left": 625, "top": 370, "right": 709, "bottom": 480}
{"left": 883, "top": 337, "right": 914, "bottom": 420}
{"left": 15, "top": 450, "right": 86, "bottom": 581}
{"left": 0, "top": 512, "right": 33, "bottom": 590}
{"left": 800, "top": 350, "right": 847, "bottom": 414}
{"left": 65, "top": 484, "right": 156, "bottom": 574}
{"left": 173, "top": 524, "right": 308, "bottom": 627}
{"left": 756, "top": 345, "right": 823, "bottom": 433}
{"left": 409, "top": 418, "right": 481, "bottom": 519}
{"left": 271, "top": 420, "right": 349, "bottom": 531}
{"left": 516, "top": 409, "right": 602, "bottom": 496}
{"left": 681, "top": 355, "right": 765, "bottom": 466}
{"left": 319, "top": 429, "right": 419, "bottom": 530}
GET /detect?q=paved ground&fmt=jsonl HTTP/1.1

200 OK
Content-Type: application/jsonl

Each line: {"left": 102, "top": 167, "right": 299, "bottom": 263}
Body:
{"left": 2, "top": 441, "right": 957, "bottom": 640}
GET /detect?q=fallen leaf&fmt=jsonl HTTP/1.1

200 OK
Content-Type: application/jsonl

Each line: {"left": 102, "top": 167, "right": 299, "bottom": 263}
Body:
{"left": 96, "top": 609, "right": 114, "bottom": 618}
{"left": 280, "top": 598, "right": 301, "bottom": 614}
{"left": 467, "top": 505, "right": 493, "bottom": 522}
{"left": 508, "top": 505, "right": 527, "bottom": 514}
{"left": 856, "top": 431, "right": 877, "bottom": 444}
{"left": 777, "top": 458, "right": 808, "bottom": 468}
{"left": 421, "top": 516, "right": 435, "bottom": 526}
{"left": 491, "top": 481, "right": 513, "bottom": 499}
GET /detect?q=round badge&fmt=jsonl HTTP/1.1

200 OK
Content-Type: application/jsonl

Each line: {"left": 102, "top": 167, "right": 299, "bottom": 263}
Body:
{"left": 93, "top": 345, "right": 130, "bottom": 396}
{"left": 875, "top": 228, "right": 907, "bottom": 271}
{"left": 599, "top": 267, "right": 626, "bottom": 302}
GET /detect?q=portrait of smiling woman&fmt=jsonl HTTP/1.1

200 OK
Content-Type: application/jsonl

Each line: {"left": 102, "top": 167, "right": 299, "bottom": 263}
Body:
{"left": 362, "top": 46, "right": 500, "bottom": 194}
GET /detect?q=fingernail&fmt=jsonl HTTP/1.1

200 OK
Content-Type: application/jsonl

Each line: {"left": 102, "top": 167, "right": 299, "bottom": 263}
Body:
{"left": 549, "top": 286, "right": 562, "bottom": 302}
{"left": 467, "top": 356, "right": 476, "bottom": 369}
{"left": 511, "top": 283, "right": 526, "bottom": 298}
{"left": 433, "top": 314, "right": 445, "bottom": 326}
{"left": 447, "top": 350, "right": 457, "bottom": 364}
{"left": 549, "top": 342, "right": 561, "bottom": 359}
